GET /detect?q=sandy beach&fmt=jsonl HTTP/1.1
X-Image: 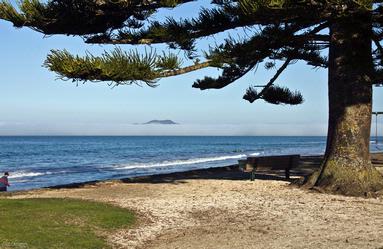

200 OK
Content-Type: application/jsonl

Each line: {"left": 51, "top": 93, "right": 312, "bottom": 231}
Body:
{"left": 5, "top": 153, "right": 383, "bottom": 249}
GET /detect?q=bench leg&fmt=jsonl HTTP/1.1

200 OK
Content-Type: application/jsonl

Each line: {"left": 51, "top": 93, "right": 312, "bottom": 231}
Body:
{"left": 250, "top": 171, "right": 256, "bottom": 181}
{"left": 285, "top": 169, "right": 290, "bottom": 179}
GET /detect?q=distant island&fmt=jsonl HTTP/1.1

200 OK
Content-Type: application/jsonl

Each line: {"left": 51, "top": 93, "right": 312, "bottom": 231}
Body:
{"left": 141, "top": 120, "right": 178, "bottom": 125}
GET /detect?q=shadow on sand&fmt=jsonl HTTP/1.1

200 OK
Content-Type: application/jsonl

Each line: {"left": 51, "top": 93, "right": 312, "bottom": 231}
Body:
{"left": 46, "top": 155, "right": 329, "bottom": 189}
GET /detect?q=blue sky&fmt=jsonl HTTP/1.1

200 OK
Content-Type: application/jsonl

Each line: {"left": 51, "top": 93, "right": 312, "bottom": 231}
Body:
{"left": 0, "top": 1, "right": 382, "bottom": 136}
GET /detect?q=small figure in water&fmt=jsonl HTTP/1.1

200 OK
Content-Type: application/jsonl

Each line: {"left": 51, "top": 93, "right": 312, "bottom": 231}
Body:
{"left": 0, "top": 172, "right": 10, "bottom": 192}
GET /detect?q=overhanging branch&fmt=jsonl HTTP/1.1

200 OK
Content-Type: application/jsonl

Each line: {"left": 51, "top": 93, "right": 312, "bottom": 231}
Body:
{"left": 243, "top": 58, "right": 291, "bottom": 103}
{"left": 159, "top": 61, "right": 211, "bottom": 77}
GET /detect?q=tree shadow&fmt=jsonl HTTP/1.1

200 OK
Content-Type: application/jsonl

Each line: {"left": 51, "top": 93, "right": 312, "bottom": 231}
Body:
{"left": 47, "top": 180, "right": 100, "bottom": 189}
{"left": 119, "top": 165, "right": 320, "bottom": 184}
{"left": 45, "top": 155, "right": 327, "bottom": 189}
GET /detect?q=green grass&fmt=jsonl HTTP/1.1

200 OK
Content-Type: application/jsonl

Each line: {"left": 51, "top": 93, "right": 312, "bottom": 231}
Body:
{"left": 0, "top": 198, "right": 135, "bottom": 249}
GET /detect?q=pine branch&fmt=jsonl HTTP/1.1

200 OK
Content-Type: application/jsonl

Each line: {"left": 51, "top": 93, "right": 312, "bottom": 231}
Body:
{"left": 0, "top": 0, "right": 192, "bottom": 35}
{"left": 243, "top": 58, "right": 291, "bottom": 103}
{"left": 241, "top": 22, "right": 328, "bottom": 104}
{"left": 373, "top": 35, "right": 383, "bottom": 57}
{"left": 43, "top": 48, "right": 211, "bottom": 85}
{"left": 262, "top": 85, "right": 304, "bottom": 105}
{"left": 192, "top": 62, "right": 256, "bottom": 89}
{"left": 160, "top": 61, "right": 211, "bottom": 77}
{"left": 192, "top": 21, "right": 328, "bottom": 92}
{"left": 85, "top": 3, "right": 327, "bottom": 47}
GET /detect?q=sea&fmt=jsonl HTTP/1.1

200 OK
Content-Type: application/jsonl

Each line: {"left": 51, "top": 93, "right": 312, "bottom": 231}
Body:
{"left": 1, "top": 136, "right": 383, "bottom": 191}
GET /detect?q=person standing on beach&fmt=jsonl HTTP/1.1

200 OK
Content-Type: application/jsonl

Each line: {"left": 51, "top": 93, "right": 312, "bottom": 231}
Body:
{"left": 0, "top": 172, "right": 10, "bottom": 192}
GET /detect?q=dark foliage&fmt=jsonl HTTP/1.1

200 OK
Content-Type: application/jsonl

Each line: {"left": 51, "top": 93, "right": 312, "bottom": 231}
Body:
{"left": 1, "top": 0, "right": 382, "bottom": 104}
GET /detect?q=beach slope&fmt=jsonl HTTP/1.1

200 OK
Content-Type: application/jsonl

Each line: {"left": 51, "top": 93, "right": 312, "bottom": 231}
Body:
{"left": 8, "top": 154, "right": 383, "bottom": 249}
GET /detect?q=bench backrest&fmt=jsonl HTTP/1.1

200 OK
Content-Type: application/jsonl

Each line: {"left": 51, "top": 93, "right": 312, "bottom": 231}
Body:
{"left": 247, "top": 155, "right": 300, "bottom": 170}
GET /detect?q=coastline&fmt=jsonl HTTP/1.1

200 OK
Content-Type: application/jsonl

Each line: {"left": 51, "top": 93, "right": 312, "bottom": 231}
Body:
{"left": 11, "top": 152, "right": 383, "bottom": 192}
{"left": 15, "top": 154, "right": 323, "bottom": 192}
{"left": 0, "top": 136, "right": 332, "bottom": 191}
{"left": 3, "top": 153, "right": 383, "bottom": 249}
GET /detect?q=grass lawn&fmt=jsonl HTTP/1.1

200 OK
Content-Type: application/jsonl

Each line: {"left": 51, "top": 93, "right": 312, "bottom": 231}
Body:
{"left": 0, "top": 198, "right": 135, "bottom": 249}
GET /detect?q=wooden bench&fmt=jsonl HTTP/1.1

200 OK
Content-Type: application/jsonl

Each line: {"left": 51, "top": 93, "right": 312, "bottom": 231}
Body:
{"left": 238, "top": 155, "right": 300, "bottom": 181}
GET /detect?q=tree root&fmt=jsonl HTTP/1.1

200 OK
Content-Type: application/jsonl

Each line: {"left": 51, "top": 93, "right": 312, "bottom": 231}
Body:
{"left": 297, "top": 160, "right": 383, "bottom": 197}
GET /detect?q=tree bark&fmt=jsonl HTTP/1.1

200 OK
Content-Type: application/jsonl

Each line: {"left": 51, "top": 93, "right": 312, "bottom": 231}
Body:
{"left": 305, "top": 12, "right": 383, "bottom": 196}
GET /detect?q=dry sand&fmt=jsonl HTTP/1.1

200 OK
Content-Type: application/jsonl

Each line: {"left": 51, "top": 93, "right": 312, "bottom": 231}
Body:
{"left": 6, "top": 154, "right": 383, "bottom": 249}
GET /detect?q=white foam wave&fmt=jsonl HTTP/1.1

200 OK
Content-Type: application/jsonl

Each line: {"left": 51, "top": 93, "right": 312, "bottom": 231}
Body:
{"left": 116, "top": 154, "right": 247, "bottom": 170}
{"left": 249, "top": 152, "right": 260, "bottom": 156}
{"left": 8, "top": 171, "right": 45, "bottom": 179}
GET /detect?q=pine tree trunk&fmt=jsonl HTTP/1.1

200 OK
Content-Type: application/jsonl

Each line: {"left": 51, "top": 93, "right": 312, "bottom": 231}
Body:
{"left": 306, "top": 12, "right": 383, "bottom": 196}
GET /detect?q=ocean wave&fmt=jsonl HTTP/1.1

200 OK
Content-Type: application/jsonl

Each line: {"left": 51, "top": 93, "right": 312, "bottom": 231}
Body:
{"left": 8, "top": 171, "right": 46, "bottom": 179}
{"left": 115, "top": 154, "right": 247, "bottom": 170}
{"left": 7, "top": 170, "right": 69, "bottom": 179}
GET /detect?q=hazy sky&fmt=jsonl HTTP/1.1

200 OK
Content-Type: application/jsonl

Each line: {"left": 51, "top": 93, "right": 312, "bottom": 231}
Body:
{"left": 1, "top": 1, "right": 383, "bottom": 136}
